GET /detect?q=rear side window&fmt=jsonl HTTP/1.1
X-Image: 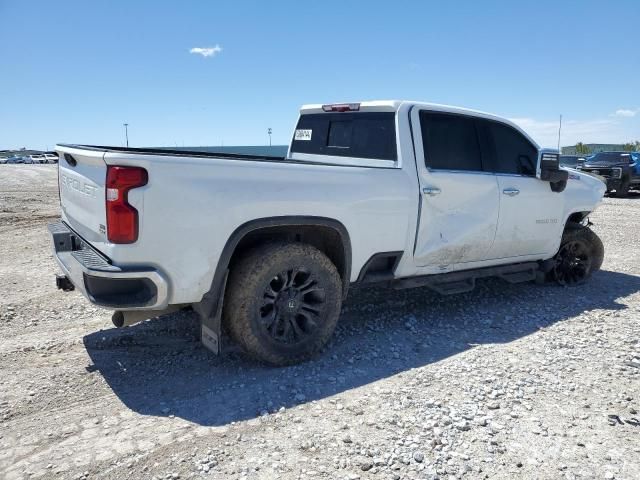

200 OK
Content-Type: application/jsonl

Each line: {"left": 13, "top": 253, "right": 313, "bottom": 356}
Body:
{"left": 290, "top": 112, "right": 397, "bottom": 161}
{"left": 481, "top": 120, "right": 538, "bottom": 176}
{"left": 420, "top": 111, "right": 481, "bottom": 171}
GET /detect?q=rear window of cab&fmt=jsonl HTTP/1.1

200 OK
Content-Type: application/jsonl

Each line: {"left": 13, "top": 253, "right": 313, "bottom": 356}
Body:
{"left": 291, "top": 112, "right": 397, "bottom": 161}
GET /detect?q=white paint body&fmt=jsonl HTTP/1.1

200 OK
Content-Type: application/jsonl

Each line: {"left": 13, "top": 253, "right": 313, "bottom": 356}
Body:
{"left": 55, "top": 101, "right": 605, "bottom": 306}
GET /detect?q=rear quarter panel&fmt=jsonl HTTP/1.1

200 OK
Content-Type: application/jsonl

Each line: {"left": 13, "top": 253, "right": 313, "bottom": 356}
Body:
{"left": 101, "top": 152, "right": 415, "bottom": 304}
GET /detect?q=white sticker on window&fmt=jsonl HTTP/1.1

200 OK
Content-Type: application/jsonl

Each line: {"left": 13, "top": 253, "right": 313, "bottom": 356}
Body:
{"left": 294, "top": 129, "right": 312, "bottom": 141}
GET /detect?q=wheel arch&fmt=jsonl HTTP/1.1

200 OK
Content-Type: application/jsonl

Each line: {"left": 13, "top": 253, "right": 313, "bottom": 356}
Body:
{"left": 194, "top": 216, "right": 352, "bottom": 321}
{"left": 565, "top": 210, "right": 591, "bottom": 227}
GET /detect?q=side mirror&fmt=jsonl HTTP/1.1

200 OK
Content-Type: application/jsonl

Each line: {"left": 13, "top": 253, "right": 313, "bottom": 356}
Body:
{"left": 538, "top": 152, "right": 569, "bottom": 192}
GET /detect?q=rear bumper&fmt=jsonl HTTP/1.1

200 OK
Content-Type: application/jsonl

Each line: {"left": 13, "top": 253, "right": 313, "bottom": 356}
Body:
{"left": 48, "top": 221, "right": 169, "bottom": 309}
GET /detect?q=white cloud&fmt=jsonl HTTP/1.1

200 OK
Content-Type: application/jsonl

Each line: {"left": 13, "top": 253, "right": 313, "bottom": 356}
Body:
{"left": 611, "top": 108, "right": 638, "bottom": 118}
{"left": 509, "top": 117, "right": 632, "bottom": 148}
{"left": 189, "top": 45, "right": 223, "bottom": 58}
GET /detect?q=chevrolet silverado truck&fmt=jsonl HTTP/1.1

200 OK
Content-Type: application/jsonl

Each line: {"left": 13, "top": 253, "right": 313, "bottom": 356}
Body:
{"left": 48, "top": 101, "right": 606, "bottom": 365}
{"left": 578, "top": 151, "right": 640, "bottom": 197}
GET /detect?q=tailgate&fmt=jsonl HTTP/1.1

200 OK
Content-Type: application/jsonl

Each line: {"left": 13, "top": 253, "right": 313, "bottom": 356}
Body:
{"left": 56, "top": 145, "right": 108, "bottom": 246}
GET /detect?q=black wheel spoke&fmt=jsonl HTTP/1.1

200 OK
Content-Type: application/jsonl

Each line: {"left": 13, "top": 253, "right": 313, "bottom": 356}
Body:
{"left": 300, "top": 284, "right": 321, "bottom": 295}
{"left": 281, "top": 315, "right": 293, "bottom": 340}
{"left": 296, "top": 275, "right": 315, "bottom": 291}
{"left": 261, "top": 308, "right": 277, "bottom": 330}
{"left": 289, "top": 316, "right": 305, "bottom": 340}
{"left": 257, "top": 267, "right": 326, "bottom": 345}
{"left": 264, "top": 284, "right": 278, "bottom": 300}
{"left": 301, "top": 302, "right": 321, "bottom": 314}
{"left": 298, "top": 310, "right": 318, "bottom": 331}
{"left": 553, "top": 239, "right": 592, "bottom": 286}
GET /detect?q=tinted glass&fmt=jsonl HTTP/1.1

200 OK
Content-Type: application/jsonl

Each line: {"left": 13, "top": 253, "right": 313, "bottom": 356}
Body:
{"left": 560, "top": 155, "right": 579, "bottom": 166}
{"left": 420, "top": 111, "right": 481, "bottom": 171}
{"left": 327, "top": 121, "right": 352, "bottom": 148}
{"left": 291, "top": 112, "right": 397, "bottom": 161}
{"left": 589, "top": 152, "right": 632, "bottom": 164}
{"left": 483, "top": 121, "right": 537, "bottom": 175}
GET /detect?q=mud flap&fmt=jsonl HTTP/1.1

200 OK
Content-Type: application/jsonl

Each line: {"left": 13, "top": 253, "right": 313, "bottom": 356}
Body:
{"left": 201, "top": 323, "right": 220, "bottom": 354}
{"left": 194, "top": 271, "right": 228, "bottom": 355}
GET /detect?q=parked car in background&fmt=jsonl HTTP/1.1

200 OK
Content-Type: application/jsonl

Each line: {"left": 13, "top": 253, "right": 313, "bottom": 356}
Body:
{"left": 0, "top": 157, "right": 8, "bottom": 164}
{"left": 29, "top": 154, "right": 46, "bottom": 164}
{"left": 5, "top": 156, "right": 23, "bottom": 164}
{"left": 560, "top": 155, "right": 586, "bottom": 168}
{"left": 578, "top": 151, "right": 640, "bottom": 197}
{"left": 44, "top": 153, "right": 59, "bottom": 163}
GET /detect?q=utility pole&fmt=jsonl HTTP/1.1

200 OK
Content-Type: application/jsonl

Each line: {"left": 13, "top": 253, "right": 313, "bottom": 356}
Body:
{"left": 268, "top": 128, "right": 272, "bottom": 147}
{"left": 123, "top": 123, "right": 129, "bottom": 147}
{"left": 557, "top": 115, "right": 562, "bottom": 153}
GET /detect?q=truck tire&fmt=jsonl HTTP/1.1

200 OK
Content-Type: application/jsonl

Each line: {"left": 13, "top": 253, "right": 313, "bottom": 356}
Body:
{"left": 223, "top": 242, "right": 342, "bottom": 365}
{"left": 613, "top": 179, "right": 630, "bottom": 198}
{"left": 549, "top": 224, "right": 604, "bottom": 286}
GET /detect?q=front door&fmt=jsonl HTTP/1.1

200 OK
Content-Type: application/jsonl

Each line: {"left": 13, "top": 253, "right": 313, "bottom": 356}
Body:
{"left": 478, "top": 119, "right": 565, "bottom": 258}
{"left": 412, "top": 110, "right": 500, "bottom": 270}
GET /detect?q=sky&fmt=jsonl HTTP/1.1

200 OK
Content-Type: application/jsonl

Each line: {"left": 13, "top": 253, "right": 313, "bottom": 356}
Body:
{"left": 1, "top": 0, "right": 639, "bottom": 150}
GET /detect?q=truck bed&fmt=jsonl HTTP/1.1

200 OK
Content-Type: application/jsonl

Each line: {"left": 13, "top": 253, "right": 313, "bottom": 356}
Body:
{"left": 58, "top": 144, "right": 287, "bottom": 163}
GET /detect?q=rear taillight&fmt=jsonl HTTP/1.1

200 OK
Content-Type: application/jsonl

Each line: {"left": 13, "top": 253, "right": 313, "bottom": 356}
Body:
{"left": 105, "top": 166, "right": 148, "bottom": 244}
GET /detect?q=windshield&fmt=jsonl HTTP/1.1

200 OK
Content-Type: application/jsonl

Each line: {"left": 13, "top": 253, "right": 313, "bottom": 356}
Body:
{"left": 589, "top": 152, "right": 632, "bottom": 164}
{"left": 560, "top": 156, "right": 579, "bottom": 166}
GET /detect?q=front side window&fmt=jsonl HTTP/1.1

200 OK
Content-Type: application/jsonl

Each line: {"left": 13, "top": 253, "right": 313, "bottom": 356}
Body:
{"left": 291, "top": 112, "right": 397, "bottom": 161}
{"left": 481, "top": 120, "right": 538, "bottom": 175}
{"left": 420, "top": 111, "right": 481, "bottom": 171}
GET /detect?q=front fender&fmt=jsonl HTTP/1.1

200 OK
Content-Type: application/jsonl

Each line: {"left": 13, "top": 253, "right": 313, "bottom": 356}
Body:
{"left": 561, "top": 169, "right": 605, "bottom": 226}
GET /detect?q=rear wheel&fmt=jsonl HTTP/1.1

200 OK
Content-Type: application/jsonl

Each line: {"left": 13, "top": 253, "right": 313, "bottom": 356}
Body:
{"left": 550, "top": 225, "right": 604, "bottom": 286}
{"left": 223, "top": 242, "right": 342, "bottom": 365}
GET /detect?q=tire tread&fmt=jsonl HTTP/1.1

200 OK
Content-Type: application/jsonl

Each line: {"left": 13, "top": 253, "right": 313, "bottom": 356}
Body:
{"left": 223, "top": 242, "right": 342, "bottom": 365}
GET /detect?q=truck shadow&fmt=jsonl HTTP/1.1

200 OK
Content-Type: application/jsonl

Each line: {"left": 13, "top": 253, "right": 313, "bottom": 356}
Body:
{"left": 605, "top": 191, "right": 640, "bottom": 199}
{"left": 83, "top": 269, "right": 640, "bottom": 427}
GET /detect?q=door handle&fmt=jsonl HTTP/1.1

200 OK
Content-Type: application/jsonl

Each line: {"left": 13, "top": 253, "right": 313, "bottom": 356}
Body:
{"left": 503, "top": 188, "right": 520, "bottom": 196}
{"left": 423, "top": 187, "right": 441, "bottom": 196}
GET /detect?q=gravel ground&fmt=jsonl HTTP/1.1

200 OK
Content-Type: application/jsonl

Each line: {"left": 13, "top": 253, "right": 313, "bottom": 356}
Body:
{"left": 1, "top": 165, "right": 639, "bottom": 480}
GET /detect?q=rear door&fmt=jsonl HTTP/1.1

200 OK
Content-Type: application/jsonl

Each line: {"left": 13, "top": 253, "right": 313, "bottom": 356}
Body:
{"left": 479, "top": 119, "right": 565, "bottom": 258}
{"left": 56, "top": 145, "right": 108, "bottom": 247}
{"left": 411, "top": 110, "right": 500, "bottom": 270}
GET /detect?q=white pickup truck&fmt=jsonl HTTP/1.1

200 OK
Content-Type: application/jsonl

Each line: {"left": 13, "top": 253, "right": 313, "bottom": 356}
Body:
{"left": 49, "top": 100, "right": 605, "bottom": 365}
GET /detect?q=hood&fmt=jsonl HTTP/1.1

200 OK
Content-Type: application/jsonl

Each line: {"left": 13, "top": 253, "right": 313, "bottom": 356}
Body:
{"left": 566, "top": 167, "right": 606, "bottom": 188}
{"left": 582, "top": 160, "right": 628, "bottom": 168}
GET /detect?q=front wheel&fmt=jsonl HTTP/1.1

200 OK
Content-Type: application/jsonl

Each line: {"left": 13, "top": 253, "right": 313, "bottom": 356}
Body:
{"left": 550, "top": 225, "right": 604, "bottom": 286}
{"left": 223, "top": 242, "right": 342, "bottom": 365}
{"left": 613, "top": 179, "right": 630, "bottom": 197}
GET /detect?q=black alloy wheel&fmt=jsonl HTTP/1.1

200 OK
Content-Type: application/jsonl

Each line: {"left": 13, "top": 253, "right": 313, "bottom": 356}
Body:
{"left": 259, "top": 268, "right": 326, "bottom": 345}
{"left": 552, "top": 239, "right": 592, "bottom": 286}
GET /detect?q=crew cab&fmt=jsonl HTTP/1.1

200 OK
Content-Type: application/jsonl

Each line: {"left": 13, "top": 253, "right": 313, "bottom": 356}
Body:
{"left": 578, "top": 151, "right": 640, "bottom": 197}
{"left": 48, "top": 101, "right": 606, "bottom": 365}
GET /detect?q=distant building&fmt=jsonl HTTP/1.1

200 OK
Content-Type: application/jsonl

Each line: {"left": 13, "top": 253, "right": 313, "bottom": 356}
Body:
{"left": 561, "top": 144, "right": 627, "bottom": 155}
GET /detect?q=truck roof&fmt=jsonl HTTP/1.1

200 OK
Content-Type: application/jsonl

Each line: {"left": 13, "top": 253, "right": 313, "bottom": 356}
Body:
{"left": 301, "top": 100, "right": 498, "bottom": 118}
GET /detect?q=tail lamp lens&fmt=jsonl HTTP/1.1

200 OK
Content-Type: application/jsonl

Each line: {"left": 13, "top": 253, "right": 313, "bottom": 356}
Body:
{"left": 105, "top": 166, "right": 148, "bottom": 243}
